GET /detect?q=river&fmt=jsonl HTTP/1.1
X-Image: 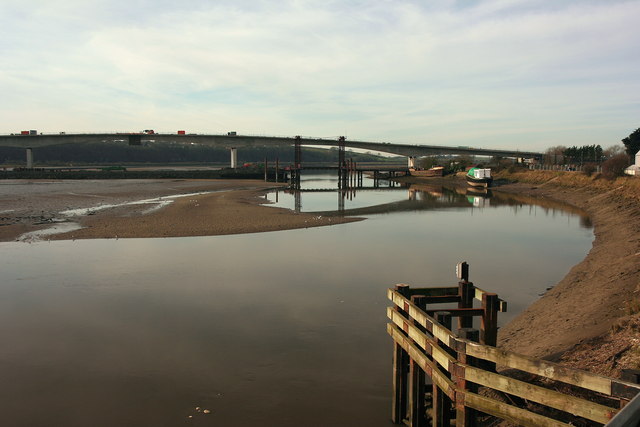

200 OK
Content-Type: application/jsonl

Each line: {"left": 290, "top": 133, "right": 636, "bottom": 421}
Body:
{"left": 0, "top": 173, "right": 593, "bottom": 426}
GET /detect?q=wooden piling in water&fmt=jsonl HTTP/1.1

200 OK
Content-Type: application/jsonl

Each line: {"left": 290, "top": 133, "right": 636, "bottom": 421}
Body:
{"left": 433, "top": 311, "right": 453, "bottom": 426}
{"left": 392, "top": 284, "right": 411, "bottom": 424}
{"left": 455, "top": 328, "right": 480, "bottom": 426}
{"left": 410, "top": 295, "right": 427, "bottom": 427}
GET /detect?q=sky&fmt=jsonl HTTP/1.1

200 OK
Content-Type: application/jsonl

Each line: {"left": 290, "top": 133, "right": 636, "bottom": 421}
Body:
{"left": 1, "top": 0, "right": 639, "bottom": 152}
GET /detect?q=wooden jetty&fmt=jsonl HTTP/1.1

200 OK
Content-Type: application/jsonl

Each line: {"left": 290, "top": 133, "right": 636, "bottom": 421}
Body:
{"left": 388, "top": 263, "right": 640, "bottom": 426}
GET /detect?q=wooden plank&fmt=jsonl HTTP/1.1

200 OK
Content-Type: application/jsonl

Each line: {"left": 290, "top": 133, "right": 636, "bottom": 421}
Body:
{"left": 465, "top": 342, "right": 613, "bottom": 395}
{"left": 611, "top": 380, "right": 640, "bottom": 400}
{"left": 465, "top": 365, "right": 618, "bottom": 424}
{"left": 388, "top": 290, "right": 463, "bottom": 362}
{"left": 473, "top": 287, "right": 508, "bottom": 312}
{"left": 423, "top": 295, "right": 461, "bottom": 304}
{"left": 464, "top": 391, "right": 573, "bottom": 427}
{"left": 406, "top": 286, "right": 459, "bottom": 297}
{"left": 425, "top": 308, "right": 484, "bottom": 317}
{"left": 387, "top": 308, "right": 456, "bottom": 371}
{"left": 387, "top": 324, "right": 457, "bottom": 400}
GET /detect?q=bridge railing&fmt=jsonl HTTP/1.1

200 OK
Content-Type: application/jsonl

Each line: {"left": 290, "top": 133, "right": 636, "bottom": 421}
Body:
{"left": 388, "top": 282, "right": 640, "bottom": 426}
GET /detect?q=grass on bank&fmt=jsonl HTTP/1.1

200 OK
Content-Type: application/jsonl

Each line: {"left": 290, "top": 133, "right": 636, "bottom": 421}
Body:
{"left": 495, "top": 168, "right": 640, "bottom": 201}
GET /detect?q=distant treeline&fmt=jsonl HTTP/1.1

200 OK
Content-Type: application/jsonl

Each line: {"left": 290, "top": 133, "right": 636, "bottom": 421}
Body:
{"left": 0, "top": 141, "right": 395, "bottom": 165}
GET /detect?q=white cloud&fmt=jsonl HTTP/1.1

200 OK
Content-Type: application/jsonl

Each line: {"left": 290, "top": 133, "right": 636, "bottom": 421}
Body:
{"left": 1, "top": 0, "right": 639, "bottom": 149}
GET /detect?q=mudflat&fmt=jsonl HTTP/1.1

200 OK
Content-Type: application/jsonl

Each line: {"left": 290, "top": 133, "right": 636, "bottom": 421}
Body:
{"left": 0, "top": 179, "right": 359, "bottom": 242}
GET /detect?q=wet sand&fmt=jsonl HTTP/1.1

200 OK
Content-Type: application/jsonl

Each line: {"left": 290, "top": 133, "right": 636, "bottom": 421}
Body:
{"left": 0, "top": 179, "right": 360, "bottom": 242}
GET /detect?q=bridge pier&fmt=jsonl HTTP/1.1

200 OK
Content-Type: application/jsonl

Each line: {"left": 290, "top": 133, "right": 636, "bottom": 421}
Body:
{"left": 408, "top": 156, "right": 416, "bottom": 169}
{"left": 26, "top": 148, "right": 33, "bottom": 169}
{"left": 230, "top": 147, "right": 238, "bottom": 169}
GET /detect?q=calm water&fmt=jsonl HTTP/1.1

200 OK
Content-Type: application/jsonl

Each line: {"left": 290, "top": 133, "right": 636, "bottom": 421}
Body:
{"left": 0, "top": 174, "right": 593, "bottom": 426}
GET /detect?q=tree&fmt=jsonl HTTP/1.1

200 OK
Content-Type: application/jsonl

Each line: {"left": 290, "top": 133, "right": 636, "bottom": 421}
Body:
{"left": 601, "top": 153, "right": 630, "bottom": 180}
{"left": 562, "top": 144, "right": 603, "bottom": 164}
{"left": 622, "top": 128, "right": 640, "bottom": 158}
{"left": 544, "top": 145, "right": 566, "bottom": 165}
{"left": 603, "top": 144, "right": 625, "bottom": 159}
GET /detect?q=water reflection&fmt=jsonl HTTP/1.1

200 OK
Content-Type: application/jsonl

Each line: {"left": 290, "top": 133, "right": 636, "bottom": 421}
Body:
{"left": 0, "top": 174, "right": 594, "bottom": 427}
{"left": 269, "top": 175, "right": 592, "bottom": 230}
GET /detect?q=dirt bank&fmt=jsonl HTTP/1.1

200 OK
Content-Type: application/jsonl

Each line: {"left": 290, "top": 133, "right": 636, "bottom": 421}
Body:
{"left": 493, "top": 170, "right": 640, "bottom": 377}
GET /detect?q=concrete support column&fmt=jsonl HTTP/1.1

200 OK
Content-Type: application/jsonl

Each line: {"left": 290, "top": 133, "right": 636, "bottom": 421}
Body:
{"left": 408, "top": 156, "right": 416, "bottom": 169}
{"left": 230, "top": 147, "right": 238, "bottom": 169}
{"left": 26, "top": 148, "right": 33, "bottom": 169}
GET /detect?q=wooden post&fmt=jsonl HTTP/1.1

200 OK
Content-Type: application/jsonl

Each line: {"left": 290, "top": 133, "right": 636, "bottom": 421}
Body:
{"left": 275, "top": 158, "right": 279, "bottom": 183}
{"left": 455, "top": 328, "right": 479, "bottom": 426}
{"left": 456, "top": 262, "right": 469, "bottom": 282}
{"left": 433, "top": 311, "right": 453, "bottom": 427}
{"left": 392, "top": 284, "right": 411, "bottom": 424}
{"left": 410, "top": 295, "right": 427, "bottom": 427}
{"left": 481, "top": 293, "right": 499, "bottom": 347}
{"left": 458, "top": 281, "right": 474, "bottom": 329}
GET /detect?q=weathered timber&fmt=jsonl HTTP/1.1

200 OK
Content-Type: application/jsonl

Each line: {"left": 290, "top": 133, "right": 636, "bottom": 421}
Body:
{"left": 481, "top": 293, "right": 499, "bottom": 347}
{"left": 465, "top": 366, "right": 617, "bottom": 423}
{"left": 388, "top": 290, "right": 458, "bottom": 349}
{"left": 404, "top": 286, "right": 459, "bottom": 297}
{"left": 473, "top": 287, "right": 508, "bottom": 312}
{"left": 464, "top": 392, "right": 572, "bottom": 427}
{"left": 409, "top": 295, "right": 427, "bottom": 427}
{"left": 387, "top": 308, "right": 455, "bottom": 371}
{"left": 458, "top": 281, "right": 474, "bottom": 329}
{"left": 463, "top": 343, "right": 640, "bottom": 399}
{"left": 433, "top": 312, "right": 453, "bottom": 427}
{"left": 392, "top": 285, "right": 411, "bottom": 424}
{"left": 424, "top": 308, "right": 485, "bottom": 318}
{"left": 455, "top": 328, "right": 479, "bottom": 426}
{"left": 388, "top": 324, "right": 456, "bottom": 400}
{"left": 387, "top": 280, "right": 640, "bottom": 426}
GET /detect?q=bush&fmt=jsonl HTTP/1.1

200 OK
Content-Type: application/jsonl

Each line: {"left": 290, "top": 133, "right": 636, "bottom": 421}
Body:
{"left": 601, "top": 153, "right": 630, "bottom": 180}
{"left": 583, "top": 163, "right": 597, "bottom": 177}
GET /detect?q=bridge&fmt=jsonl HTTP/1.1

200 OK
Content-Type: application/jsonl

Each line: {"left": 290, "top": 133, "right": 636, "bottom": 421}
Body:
{"left": 0, "top": 132, "right": 543, "bottom": 169}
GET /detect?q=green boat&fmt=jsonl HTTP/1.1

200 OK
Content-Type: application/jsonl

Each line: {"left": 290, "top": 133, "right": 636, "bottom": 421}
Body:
{"left": 466, "top": 168, "right": 493, "bottom": 188}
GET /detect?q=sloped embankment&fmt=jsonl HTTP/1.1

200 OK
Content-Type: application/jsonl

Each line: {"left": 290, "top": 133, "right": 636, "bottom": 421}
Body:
{"left": 495, "top": 170, "right": 640, "bottom": 377}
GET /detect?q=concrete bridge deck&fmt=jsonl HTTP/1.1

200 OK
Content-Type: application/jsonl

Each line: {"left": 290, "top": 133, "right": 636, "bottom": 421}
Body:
{"left": 0, "top": 132, "right": 542, "bottom": 160}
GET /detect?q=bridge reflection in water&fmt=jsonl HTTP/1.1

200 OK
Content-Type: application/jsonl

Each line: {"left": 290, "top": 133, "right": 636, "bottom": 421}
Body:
{"left": 269, "top": 174, "right": 592, "bottom": 229}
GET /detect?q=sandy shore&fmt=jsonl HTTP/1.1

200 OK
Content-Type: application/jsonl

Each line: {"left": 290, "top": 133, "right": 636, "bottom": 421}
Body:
{"left": 0, "top": 179, "right": 360, "bottom": 242}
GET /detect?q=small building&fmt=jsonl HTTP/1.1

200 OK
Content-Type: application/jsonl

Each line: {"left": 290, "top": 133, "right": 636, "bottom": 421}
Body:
{"left": 624, "top": 152, "right": 640, "bottom": 176}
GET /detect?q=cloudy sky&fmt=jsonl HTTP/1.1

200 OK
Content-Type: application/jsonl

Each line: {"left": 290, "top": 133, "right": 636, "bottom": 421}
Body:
{"left": 1, "top": 0, "right": 638, "bottom": 151}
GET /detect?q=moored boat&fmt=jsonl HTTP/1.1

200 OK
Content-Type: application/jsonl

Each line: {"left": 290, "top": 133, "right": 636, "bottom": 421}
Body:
{"left": 466, "top": 167, "right": 493, "bottom": 188}
{"left": 409, "top": 166, "right": 444, "bottom": 177}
